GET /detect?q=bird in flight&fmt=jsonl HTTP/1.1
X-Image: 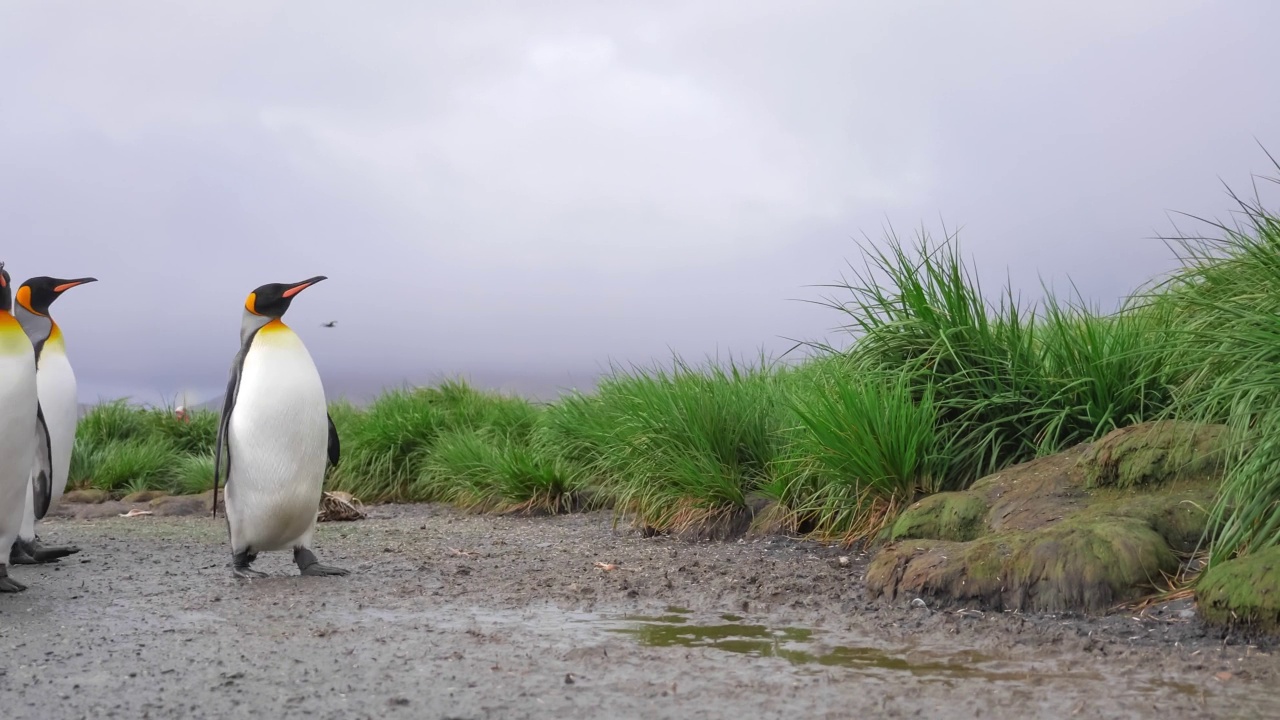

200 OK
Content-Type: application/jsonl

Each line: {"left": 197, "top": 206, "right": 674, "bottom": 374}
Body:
{"left": 321, "top": 321, "right": 337, "bottom": 328}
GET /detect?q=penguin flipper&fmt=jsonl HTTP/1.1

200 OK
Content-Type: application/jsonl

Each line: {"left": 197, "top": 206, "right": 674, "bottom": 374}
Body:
{"left": 213, "top": 342, "right": 251, "bottom": 517}
{"left": 326, "top": 413, "right": 340, "bottom": 467}
{"left": 32, "top": 402, "right": 53, "bottom": 520}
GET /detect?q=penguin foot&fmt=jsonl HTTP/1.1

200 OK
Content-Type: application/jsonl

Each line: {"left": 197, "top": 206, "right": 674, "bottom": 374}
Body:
{"left": 295, "top": 547, "right": 350, "bottom": 577}
{"left": 9, "top": 541, "right": 39, "bottom": 565}
{"left": 29, "top": 538, "right": 81, "bottom": 563}
{"left": 0, "top": 568, "right": 27, "bottom": 593}
{"left": 231, "top": 549, "right": 267, "bottom": 579}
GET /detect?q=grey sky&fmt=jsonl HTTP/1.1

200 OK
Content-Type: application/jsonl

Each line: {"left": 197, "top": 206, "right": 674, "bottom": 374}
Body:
{"left": 2, "top": 1, "right": 1278, "bottom": 405}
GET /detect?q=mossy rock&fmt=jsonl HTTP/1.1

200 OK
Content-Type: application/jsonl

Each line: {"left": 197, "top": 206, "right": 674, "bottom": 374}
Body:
{"left": 61, "top": 488, "right": 111, "bottom": 504}
{"left": 889, "top": 492, "right": 989, "bottom": 542}
{"left": 866, "top": 423, "right": 1224, "bottom": 615}
{"left": 1082, "top": 487, "right": 1215, "bottom": 554}
{"left": 867, "top": 516, "right": 1179, "bottom": 613}
{"left": 1197, "top": 547, "right": 1280, "bottom": 633}
{"left": 150, "top": 493, "right": 215, "bottom": 517}
{"left": 1080, "top": 421, "right": 1228, "bottom": 490}
{"left": 972, "top": 448, "right": 1090, "bottom": 533}
{"left": 122, "top": 490, "right": 168, "bottom": 503}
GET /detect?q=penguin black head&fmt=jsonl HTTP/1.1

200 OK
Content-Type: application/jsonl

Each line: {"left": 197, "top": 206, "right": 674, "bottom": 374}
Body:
{"left": 0, "top": 263, "right": 11, "bottom": 313}
{"left": 16, "top": 276, "right": 98, "bottom": 317}
{"left": 245, "top": 276, "right": 327, "bottom": 318}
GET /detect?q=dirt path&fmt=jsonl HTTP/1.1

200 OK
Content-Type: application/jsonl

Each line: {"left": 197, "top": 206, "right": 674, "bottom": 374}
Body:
{"left": 1, "top": 505, "right": 1276, "bottom": 719}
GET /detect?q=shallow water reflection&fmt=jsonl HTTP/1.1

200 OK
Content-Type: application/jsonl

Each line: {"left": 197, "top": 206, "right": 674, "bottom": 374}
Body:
{"left": 606, "top": 608, "right": 1037, "bottom": 681}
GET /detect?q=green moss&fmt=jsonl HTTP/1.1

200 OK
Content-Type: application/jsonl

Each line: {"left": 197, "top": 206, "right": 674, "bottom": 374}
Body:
{"left": 1084, "top": 486, "right": 1216, "bottom": 554}
{"left": 1197, "top": 547, "right": 1280, "bottom": 633}
{"left": 1010, "top": 518, "right": 1178, "bottom": 611}
{"left": 1080, "top": 421, "right": 1227, "bottom": 490}
{"left": 888, "top": 492, "right": 989, "bottom": 542}
{"left": 868, "top": 516, "right": 1180, "bottom": 613}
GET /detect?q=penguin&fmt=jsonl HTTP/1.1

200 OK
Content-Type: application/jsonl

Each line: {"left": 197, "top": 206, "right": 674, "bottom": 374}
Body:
{"left": 212, "top": 276, "right": 348, "bottom": 579}
{"left": 11, "top": 275, "right": 97, "bottom": 565}
{"left": 0, "top": 263, "right": 54, "bottom": 593}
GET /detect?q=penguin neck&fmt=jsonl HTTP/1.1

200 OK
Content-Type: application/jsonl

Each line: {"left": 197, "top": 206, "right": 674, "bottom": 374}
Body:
{"left": 14, "top": 303, "right": 53, "bottom": 359}
{"left": 241, "top": 311, "right": 288, "bottom": 346}
{"left": 0, "top": 311, "right": 32, "bottom": 356}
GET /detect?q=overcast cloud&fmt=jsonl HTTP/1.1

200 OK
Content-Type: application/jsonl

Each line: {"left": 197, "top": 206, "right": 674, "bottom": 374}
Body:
{"left": 2, "top": 1, "right": 1277, "bottom": 405}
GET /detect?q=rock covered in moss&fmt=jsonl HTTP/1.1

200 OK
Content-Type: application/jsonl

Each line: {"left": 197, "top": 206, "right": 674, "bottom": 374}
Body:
{"left": 1080, "top": 421, "right": 1227, "bottom": 490}
{"left": 122, "top": 490, "right": 168, "bottom": 503}
{"left": 74, "top": 501, "right": 132, "bottom": 519}
{"left": 149, "top": 494, "right": 211, "bottom": 517}
{"left": 868, "top": 517, "right": 1179, "bottom": 613}
{"left": 866, "top": 423, "right": 1225, "bottom": 615}
{"left": 889, "top": 493, "right": 989, "bottom": 542}
{"left": 1197, "top": 548, "right": 1280, "bottom": 633}
{"left": 61, "top": 488, "right": 111, "bottom": 504}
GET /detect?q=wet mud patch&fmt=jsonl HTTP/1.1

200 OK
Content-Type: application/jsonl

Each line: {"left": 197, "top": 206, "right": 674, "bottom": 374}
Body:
{"left": 3, "top": 504, "right": 1279, "bottom": 719}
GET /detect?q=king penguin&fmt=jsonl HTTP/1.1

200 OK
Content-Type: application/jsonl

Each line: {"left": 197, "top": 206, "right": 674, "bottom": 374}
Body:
{"left": 0, "top": 263, "right": 54, "bottom": 593}
{"left": 11, "top": 275, "right": 97, "bottom": 565}
{"left": 213, "top": 276, "right": 348, "bottom": 579}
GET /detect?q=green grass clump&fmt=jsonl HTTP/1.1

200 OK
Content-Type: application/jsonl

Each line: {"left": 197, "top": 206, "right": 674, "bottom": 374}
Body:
{"left": 1152, "top": 174, "right": 1280, "bottom": 567}
{"left": 77, "top": 399, "right": 154, "bottom": 446}
{"left": 71, "top": 402, "right": 211, "bottom": 493}
{"left": 780, "top": 364, "right": 949, "bottom": 540}
{"left": 815, "top": 228, "right": 1172, "bottom": 492}
{"left": 414, "top": 429, "right": 588, "bottom": 514}
{"left": 145, "top": 406, "right": 218, "bottom": 455}
{"left": 548, "top": 358, "right": 789, "bottom": 533}
{"left": 326, "top": 388, "right": 446, "bottom": 501}
{"left": 173, "top": 453, "right": 216, "bottom": 495}
{"left": 85, "top": 438, "right": 181, "bottom": 492}
{"left": 328, "top": 379, "right": 543, "bottom": 502}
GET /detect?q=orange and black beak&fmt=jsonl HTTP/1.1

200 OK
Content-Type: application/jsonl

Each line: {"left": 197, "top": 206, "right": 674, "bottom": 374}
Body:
{"left": 52, "top": 277, "right": 98, "bottom": 294}
{"left": 283, "top": 275, "right": 326, "bottom": 298}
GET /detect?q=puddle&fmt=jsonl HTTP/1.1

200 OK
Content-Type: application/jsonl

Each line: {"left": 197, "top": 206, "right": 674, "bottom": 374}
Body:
{"left": 306, "top": 602, "right": 1246, "bottom": 703}
{"left": 606, "top": 607, "right": 1037, "bottom": 682}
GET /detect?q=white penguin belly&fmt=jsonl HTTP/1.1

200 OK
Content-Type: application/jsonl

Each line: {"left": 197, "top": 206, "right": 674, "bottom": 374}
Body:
{"left": 0, "top": 351, "right": 38, "bottom": 563}
{"left": 19, "top": 348, "right": 78, "bottom": 540}
{"left": 37, "top": 349, "right": 78, "bottom": 503}
{"left": 225, "top": 326, "right": 328, "bottom": 553}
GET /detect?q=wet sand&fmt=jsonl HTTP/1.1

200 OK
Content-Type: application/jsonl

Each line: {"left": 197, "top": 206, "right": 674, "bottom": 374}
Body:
{"left": 1, "top": 505, "right": 1276, "bottom": 719}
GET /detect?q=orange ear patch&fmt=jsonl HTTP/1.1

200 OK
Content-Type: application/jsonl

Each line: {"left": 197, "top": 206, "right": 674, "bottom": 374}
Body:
{"left": 15, "top": 285, "right": 33, "bottom": 312}
{"left": 245, "top": 292, "right": 260, "bottom": 315}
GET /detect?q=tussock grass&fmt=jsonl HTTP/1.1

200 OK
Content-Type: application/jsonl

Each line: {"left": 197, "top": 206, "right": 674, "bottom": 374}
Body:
{"left": 86, "top": 438, "right": 181, "bottom": 492}
{"left": 1149, "top": 163, "right": 1280, "bottom": 566}
{"left": 813, "top": 229, "right": 1173, "bottom": 492}
{"left": 780, "top": 365, "right": 948, "bottom": 541}
{"left": 174, "top": 454, "right": 216, "bottom": 495}
{"left": 78, "top": 399, "right": 153, "bottom": 446}
{"left": 326, "top": 388, "right": 447, "bottom": 501}
{"left": 327, "top": 378, "right": 543, "bottom": 502}
{"left": 415, "top": 429, "right": 588, "bottom": 514}
{"left": 554, "top": 358, "right": 791, "bottom": 533}
{"left": 146, "top": 405, "right": 218, "bottom": 455}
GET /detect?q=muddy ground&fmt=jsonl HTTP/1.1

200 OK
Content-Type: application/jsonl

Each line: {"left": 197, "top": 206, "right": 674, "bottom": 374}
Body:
{"left": 1, "top": 504, "right": 1277, "bottom": 720}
